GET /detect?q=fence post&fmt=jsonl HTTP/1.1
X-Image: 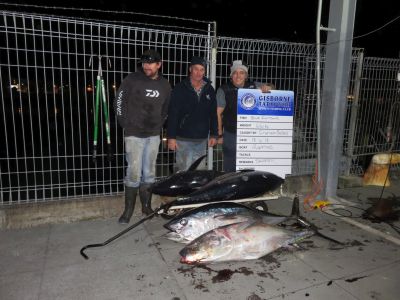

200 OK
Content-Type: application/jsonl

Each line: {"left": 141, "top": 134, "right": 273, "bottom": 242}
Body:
{"left": 207, "top": 21, "right": 218, "bottom": 170}
{"left": 345, "top": 51, "right": 364, "bottom": 175}
{"left": 319, "top": 0, "right": 357, "bottom": 198}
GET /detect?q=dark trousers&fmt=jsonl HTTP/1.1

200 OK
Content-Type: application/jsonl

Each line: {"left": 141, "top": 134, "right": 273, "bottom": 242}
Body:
{"left": 222, "top": 130, "right": 237, "bottom": 172}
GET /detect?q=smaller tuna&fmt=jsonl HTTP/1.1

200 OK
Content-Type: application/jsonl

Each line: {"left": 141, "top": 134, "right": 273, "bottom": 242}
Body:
{"left": 179, "top": 220, "right": 314, "bottom": 264}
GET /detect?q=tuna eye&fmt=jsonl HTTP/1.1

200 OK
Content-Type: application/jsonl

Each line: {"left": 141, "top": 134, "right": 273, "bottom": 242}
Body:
{"left": 180, "top": 219, "right": 188, "bottom": 226}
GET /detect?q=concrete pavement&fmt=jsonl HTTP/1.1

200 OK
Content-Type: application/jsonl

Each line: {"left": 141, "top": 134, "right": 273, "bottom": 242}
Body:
{"left": 1, "top": 183, "right": 399, "bottom": 300}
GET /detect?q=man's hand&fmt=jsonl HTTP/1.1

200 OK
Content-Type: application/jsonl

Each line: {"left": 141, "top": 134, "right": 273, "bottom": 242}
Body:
{"left": 208, "top": 137, "right": 217, "bottom": 147}
{"left": 259, "top": 84, "right": 272, "bottom": 93}
{"left": 168, "top": 139, "right": 178, "bottom": 150}
{"left": 217, "top": 136, "right": 223, "bottom": 145}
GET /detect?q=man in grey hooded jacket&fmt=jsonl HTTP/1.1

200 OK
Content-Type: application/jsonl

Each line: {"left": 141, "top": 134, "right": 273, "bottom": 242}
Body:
{"left": 114, "top": 49, "right": 171, "bottom": 224}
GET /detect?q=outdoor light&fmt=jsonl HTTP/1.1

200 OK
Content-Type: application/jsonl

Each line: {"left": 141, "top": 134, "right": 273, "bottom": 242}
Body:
{"left": 10, "top": 79, "right": 18, "bottom": 89}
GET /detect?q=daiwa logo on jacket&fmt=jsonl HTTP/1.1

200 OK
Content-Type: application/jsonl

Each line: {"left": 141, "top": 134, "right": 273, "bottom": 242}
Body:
{"left": 145, "top": 89, "right": 160, "bottom": 97}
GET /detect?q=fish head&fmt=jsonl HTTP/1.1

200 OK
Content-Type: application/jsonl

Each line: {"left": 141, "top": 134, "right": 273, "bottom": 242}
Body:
{"left": 164, "top": 216, "right": 191, "bottom": 233}
{"left": 179, "top": 228, "right": 234, "bottom": 264}
{"left": 166, "top": 216, "right": 208, "bottom": 241}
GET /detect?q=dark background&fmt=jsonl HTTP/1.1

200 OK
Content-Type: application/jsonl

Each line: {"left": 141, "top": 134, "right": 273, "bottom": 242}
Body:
{"left": 2, "top": 0, "right": 400, "bottom": 58}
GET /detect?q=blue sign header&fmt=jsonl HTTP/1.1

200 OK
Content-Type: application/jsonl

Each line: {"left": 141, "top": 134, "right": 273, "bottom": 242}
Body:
{"left": 237, "top": 89, "right": 294, "bottom": 116}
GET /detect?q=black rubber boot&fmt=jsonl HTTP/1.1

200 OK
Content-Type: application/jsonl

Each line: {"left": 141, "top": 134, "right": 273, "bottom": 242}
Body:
{"left": 139, "top": 183, "right": 154, "bottom": 215}
{"left": 118, "top": 186, "right": 138, "bottom": 224}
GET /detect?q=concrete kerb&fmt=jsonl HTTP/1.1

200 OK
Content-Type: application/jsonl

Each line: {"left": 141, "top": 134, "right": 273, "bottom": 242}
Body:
{"left": 0, "top": 196, "right": 122, "bottom": 229}
{"left": 0, "top": 193, "right": 172, "bottom": 230}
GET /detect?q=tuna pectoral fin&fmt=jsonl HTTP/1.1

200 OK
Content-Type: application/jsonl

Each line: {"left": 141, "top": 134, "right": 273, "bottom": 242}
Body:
{"left": 214, "top": 214, "right": 253, "bottom": 224}
{"left": 187, "top": 154, "right": 207, "bottom": 171}
{"left": 235, "top": 220, "right": 258, "bottom": 232}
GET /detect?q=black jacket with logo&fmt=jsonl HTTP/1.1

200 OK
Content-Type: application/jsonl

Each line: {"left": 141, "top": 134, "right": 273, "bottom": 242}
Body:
{"left": 113, "top": 71, "right": 171, "bottom": 137}
{"left": 167, "top": 77, "right": 218, "bottom": 140}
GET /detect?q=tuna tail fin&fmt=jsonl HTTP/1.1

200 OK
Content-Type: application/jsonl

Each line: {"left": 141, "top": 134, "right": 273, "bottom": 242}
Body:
{"left": 296, "top": 215, "right": 345, "bottom": 245}
{"left": 187, "top": 155, "right": 207, "bottom": 171}
{"left": 289, "top": 195, "right": 344, "bottom": 245}
{"left": 288, "top": 229, "right": 315, "bottom": 245}
{"left": 290, "top": 195, "right": 300, "bottom": 218}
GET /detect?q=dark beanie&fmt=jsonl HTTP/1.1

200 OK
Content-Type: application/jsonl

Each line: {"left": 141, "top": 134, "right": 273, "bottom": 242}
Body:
{"left": 190, "top": 56, "right": 207, "bottom": 68}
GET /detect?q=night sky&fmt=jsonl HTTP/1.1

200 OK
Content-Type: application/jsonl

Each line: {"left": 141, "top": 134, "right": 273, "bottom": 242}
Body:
{"left": 4, "top": 0, "right": 400, "bottom": 58}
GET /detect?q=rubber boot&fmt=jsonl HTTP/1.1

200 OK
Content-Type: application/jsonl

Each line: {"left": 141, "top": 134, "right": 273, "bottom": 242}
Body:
{"left": 139, "top": 183, "right": 154, "bottom": 215}
{"left": 118, "top": 186, "right": 138, "bottom": 224}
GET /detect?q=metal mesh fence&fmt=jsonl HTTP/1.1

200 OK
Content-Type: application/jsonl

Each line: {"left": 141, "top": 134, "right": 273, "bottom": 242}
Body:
{"left": 215, "top": 38, "right": 323, "bottom": 175}
{"left": 1, "top": 10, "right": 399, "bottom": 204}
{"left": 215, "top": 38, "right": 366, "bottom": 176}
{"left": 344, "top": 56, "right": 400, "bottom": 174}
{"left": 0, "top": 11, "right": 211, "bottom": 203}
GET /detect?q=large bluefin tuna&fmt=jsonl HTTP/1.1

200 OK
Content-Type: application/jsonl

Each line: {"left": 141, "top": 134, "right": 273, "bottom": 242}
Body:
{"left": 179, "top": 220, "right": 314, "bottom": 264}
{"left": 174, "top": 170, "right": 284, "bottom": 206}
{"left": 151, "top": 155, "right": 224, "bottom": 197}
{"left": 164, "top": 202, "right": 288, "bottom": 243}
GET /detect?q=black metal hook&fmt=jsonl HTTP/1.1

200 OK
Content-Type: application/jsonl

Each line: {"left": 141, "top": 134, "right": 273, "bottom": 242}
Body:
{"left": 80, "top": 203, "right": 172, "bottom": 259}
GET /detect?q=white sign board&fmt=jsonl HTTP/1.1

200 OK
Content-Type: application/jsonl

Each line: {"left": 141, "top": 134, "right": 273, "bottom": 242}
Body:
{"left": 236, "top": 89, "right": 294, "bottom": 179}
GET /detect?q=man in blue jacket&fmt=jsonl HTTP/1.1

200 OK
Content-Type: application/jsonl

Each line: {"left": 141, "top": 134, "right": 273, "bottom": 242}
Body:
{"left": 167, "top": 56, "right": 218, "bottom": 171}
{"left": 113, "top": 49, "right": 171, "bottom": 223}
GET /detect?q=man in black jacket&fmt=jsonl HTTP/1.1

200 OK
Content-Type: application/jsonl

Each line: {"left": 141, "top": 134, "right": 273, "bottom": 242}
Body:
{"left": 167, "top": 56, "right": 218, "bottom": 171}
{"left": 113, "top": 49, "right": 171, "bottom": 223}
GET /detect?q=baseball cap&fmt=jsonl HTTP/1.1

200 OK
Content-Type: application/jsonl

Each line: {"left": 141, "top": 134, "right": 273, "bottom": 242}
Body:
{"left": 140, "top": 49, "right": 161, "bottom": 63}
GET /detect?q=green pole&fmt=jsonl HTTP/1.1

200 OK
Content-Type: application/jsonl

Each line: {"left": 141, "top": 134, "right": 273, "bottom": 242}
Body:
{"left": 101, "top": 78, "right": 113, "bottom": 161}
{"left": 92, "top": 74, "right": 101, "bottom": 162}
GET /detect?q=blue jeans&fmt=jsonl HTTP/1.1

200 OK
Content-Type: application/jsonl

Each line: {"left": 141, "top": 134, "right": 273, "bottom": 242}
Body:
{"left": 223, "top": 130, "right": 236, "bottom": 172}
{"left": 124, "top": 135, "right": 160, "bottom": 187}
{"left": 175, "top": 139, "right": 207, "bottom": 171}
